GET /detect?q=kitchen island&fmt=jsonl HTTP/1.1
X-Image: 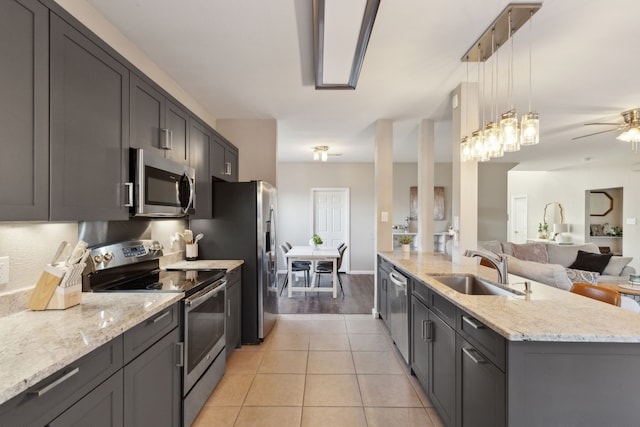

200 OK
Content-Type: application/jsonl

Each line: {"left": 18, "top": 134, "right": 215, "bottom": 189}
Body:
{"left": 379, "top": 250, "right": 640, "bottom": 427}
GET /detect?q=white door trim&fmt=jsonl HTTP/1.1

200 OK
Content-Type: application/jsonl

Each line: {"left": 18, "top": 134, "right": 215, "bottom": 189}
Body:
{"left": 310, "top": 187, "right": 350, "bottom": 272}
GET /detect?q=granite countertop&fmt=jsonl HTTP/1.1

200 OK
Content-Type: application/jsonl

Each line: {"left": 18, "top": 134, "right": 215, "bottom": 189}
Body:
{"left": 379, "top": 251, "right": 640, "bottom": 343}
{"left": 163, "top": 259, "right": 244, "bottom": 271}
{"left": 0, "top": 292, "right": 183, "bottom": 405}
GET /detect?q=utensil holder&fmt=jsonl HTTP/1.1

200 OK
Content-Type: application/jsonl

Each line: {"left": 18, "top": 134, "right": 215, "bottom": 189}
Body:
{"left": 186, "top": 243, "right": 198, "bottom": 261}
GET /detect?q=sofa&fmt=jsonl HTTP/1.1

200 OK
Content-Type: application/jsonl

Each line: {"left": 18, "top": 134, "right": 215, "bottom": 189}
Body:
{"left": 478, "top": 240, "right": 635, "bottom": 290}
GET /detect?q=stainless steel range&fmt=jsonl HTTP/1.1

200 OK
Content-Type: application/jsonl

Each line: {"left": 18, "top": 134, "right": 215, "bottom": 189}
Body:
{"left": 82, "top": 240, "right": 227, "bottom": 427}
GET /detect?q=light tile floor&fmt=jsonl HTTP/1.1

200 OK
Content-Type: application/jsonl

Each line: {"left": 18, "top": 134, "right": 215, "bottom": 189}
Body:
{"left": 193, "top": 314, "right": 444, "bottom": 427}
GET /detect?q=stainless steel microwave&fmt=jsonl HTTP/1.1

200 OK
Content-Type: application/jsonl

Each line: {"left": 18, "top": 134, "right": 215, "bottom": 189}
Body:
{"left": 128, "top": 148, "right": 195, "bottom": 217}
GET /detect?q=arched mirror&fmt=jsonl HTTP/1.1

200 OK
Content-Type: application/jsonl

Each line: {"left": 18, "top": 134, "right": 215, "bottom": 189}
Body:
{"left": 589, "top": 191, "right": 613, "bottom": 216}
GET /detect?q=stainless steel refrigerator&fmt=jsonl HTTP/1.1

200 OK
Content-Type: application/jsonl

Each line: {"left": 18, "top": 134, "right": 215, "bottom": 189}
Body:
{"left": 191, "top": 181, "right": 278, "bottom": 344}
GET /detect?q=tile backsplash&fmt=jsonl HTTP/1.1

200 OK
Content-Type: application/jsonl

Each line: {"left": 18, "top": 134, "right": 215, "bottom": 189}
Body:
{"left": 0, "top": 219, "right": 188, "bottom": 296}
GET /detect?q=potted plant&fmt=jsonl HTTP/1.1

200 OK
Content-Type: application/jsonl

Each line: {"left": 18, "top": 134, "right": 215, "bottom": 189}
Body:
{"left": 309, "top": 234, "right": 323, "bottom": 249}
{"left": 398, "top": 235, "right": 413, "bottom": 252}
{"left": 537, "top": 222, "right": 549, "bottom": 239}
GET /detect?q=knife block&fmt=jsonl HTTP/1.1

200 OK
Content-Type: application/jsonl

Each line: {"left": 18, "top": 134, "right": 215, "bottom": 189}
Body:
{"left": 27, "top": 263, "right": 84, "bottom": 310}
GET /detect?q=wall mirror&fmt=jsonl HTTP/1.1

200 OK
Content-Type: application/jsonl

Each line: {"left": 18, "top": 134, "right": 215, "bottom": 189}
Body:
{"left": 589, "top": 191, "right": 613, "bottom": 216}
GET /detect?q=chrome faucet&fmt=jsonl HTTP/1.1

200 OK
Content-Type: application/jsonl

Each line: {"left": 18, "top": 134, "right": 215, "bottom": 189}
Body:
{"left": 463, "top": 250, "right": 509, "bottom": 285}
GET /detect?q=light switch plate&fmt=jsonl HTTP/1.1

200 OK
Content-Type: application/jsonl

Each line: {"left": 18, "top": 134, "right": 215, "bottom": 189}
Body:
{"left": 0, "top": 256, "right": 9, "bottom": 285}
{"left": 626, "top": 218, "right": 636, "bottom": 225}
{"left": 381, "top": 211, "right": 389, "bottom": 222}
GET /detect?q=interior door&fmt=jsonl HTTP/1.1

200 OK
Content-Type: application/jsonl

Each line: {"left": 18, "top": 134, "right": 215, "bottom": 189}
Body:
{"left": 511, "top": 195, "right": 528, "bottom": 243}
{"left": 312, "top": 188, "right": 349, "bottom": 271}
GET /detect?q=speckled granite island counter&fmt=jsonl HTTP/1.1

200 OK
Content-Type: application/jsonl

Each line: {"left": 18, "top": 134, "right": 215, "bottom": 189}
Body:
{"left": 378, "top": 250, "right": 640, "bottom": 427}
{"left": 379, "top": 251, "right": 640, "bottom": 342}
{"left": 164, "top": 259, "right": 243, "bottom": 271}
{"left": 0, "top": 292, "right": 182, "bottom": 405}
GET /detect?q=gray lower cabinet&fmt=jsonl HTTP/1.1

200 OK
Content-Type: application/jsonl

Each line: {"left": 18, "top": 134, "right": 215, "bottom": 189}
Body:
{"left": 211, "top": 133, "right": 239, "bottom": 182}
{"left": 226, "top": 267, "right": 242, "bottom": 356}
{"left": 410, "top": 296, "right": 429, "bottom": 386}
{"left": 189, "top": 118, "right": 212, "bottom": 219}
{"left": 49, "top": 371, "right": 124, "bottom": 427}
{"left": 49, "top": 13, "right": 130, "bottom": 221}
{"left": 130, "top": 73, "right": 190, "bottom": 165}
{"left": 124, "top": 327, "right": 181, "bottom": 427}
{"left": 456, "top": 335, "right": 505, "bottom": 427}
{"left": 0, "top": 304, "right": 181, "bottom": 426}
{"left": 0, "top": 0, "right": 49, "bottom": 221}
{"left": 428, "top": 307, "right": 456, "bottom": 427}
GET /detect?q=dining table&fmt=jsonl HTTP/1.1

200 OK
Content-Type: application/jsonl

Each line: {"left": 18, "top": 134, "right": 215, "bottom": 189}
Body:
{"left": 284, "top": 246, "right": 340, "bottom": 298}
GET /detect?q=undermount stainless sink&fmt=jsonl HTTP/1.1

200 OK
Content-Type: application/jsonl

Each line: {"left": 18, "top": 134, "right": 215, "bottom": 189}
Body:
{"left": 431, "top": 274, "right": 525, "bottom": 296}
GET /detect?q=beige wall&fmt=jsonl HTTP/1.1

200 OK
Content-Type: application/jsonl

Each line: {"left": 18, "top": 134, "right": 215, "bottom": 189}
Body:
{"left": 478, "top": 163, "right": 518, "bottom": 242}
{"left": 216, "top": 119, "right": 278, "bottom": 185}
{"left": 276, "top": 163, "right": 375, "bottom": 273}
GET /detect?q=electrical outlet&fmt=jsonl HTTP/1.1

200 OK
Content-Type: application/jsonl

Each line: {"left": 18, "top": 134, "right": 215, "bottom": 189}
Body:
{"left": 0, "top": 256, "right": 9, "bottom": 285}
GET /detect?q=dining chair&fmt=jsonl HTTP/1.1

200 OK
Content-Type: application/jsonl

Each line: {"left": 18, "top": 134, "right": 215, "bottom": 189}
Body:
{"left": 569, "top": 282, "right": 621, "bottom": 306}
{"left": 279, "top": 244, "right": 310, "bottom": 296}
{"left": 284, "top": 241, "right": 293, "bottom": 250}
{"left": 315, "top": 245, "right": 347, "bottom": 296}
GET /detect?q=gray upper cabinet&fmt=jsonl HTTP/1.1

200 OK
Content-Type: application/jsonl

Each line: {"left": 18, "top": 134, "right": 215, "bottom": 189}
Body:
{"left": 165, "top": 100, "right": 189, "bottom": 164}
{"left": 49, "top": 13, "right": 130, "bottom": 221}
{"left": 0, "top": 0, "right": 49, "bottom": 221}
{"left": 130, "top": 73, "right": 189, "bottom": 165}
{"left": 189, "top": 118, "right": 212, "bottom": 219}
{"left": 211, "top": 133, "right": 239, "bottom": 182}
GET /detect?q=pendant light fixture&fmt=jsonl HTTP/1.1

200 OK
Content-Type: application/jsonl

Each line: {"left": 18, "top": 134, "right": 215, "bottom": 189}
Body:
{"left": 459, "top": 3, "right": 542, "bottom": 162}
{"left": 500, "top": 10, "right": 520, "bottom": 152}
{"left": 520, "top": 9, "right": 539, "bottom": 145}
{"left": 460, "top": 57, "right": 472, "bottom": 161}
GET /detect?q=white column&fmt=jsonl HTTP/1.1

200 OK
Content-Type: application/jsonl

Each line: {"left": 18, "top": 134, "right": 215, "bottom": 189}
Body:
{"left": 418, "top": 119, "right": 435, "bottom": 252}
{"left": 375, "top": 119, "right": 394, "bottom": 252}
{"left": 451, "top": 82, "right": 479, "bottom": 262}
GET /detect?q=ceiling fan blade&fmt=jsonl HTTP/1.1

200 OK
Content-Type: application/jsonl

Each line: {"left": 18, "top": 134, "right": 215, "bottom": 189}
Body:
{"left": 571, "top": 127, "right": 622, "bottom": 141}
{"left": 584, "top": 122, "right": 622, "bottom": 126}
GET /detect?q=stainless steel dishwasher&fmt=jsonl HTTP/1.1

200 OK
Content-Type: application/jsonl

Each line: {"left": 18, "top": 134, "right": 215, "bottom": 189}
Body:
{"left": 388, "top": 269, "right": 409, "bottom": 363}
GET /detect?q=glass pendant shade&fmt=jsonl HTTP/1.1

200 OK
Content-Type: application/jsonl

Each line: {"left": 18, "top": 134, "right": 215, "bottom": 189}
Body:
{"left": 484, "top": 122, "right": 503, "bottom": 158}
{"left": 470, "top": 130, "right": 486, "bottom": 161}
{"left": 499, "top": 110, "right": 520, "bottom": 152}
{"left": 321, "top": 151, "right": 328, "bottom": 161}
{"left": 460, "top": 136, "right": 472, "bottom": 161}
{"left": 521, "top": 112, "right": 539, "bottom": 145}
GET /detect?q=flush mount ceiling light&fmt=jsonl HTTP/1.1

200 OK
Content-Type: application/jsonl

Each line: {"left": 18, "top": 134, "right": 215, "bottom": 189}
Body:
{"left": 312, "top": 145, "right": 329, "bottom": 161}
{"left": 313, "top": 0, "right": 380, "bottom": 89}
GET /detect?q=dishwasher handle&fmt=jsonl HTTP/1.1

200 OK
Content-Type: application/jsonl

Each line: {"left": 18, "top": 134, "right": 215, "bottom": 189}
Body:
{"left": 389, "top": 270, "right": 408, "bottom": 295}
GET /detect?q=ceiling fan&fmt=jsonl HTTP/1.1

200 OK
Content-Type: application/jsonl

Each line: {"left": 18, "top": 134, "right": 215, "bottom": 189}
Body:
{"left": 572, "top": 109, "right": 640, "bottom": 151}
{"left": 311, "top": 145, "right": 342, "bottom": 161}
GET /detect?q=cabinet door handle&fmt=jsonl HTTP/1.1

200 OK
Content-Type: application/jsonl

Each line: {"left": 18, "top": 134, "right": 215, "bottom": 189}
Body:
{"left": 124, "top": 182, "right": 134, "bottom": 207}
{"left": 462, "top": 347, "right": 487, "bottom": 364}
{"left": 227, "top": 299, "right": 231, "bottom": 317}
{"left": 28, "top": 367, "right": 80, "bottom": 397}
{"left": 160, "top": 128, "right": 173, "bottom": 150}
{"left": 224, "top": 161, "right": 232, "bottom": 176}
{"left": 152, "top": 310, "right": 171, "bottom": 324}
{"left": 176, "top": 342, "right": 184, "bottom": 367}
{"left": 462, "top": 315, "right": 485, "bottom": 330}
{"left": 425, "top": 320, "right": 433, "bottom": 342}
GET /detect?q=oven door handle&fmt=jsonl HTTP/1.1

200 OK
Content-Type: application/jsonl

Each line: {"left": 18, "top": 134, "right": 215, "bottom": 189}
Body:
{"left": 182, "top": 172, "right": 195, "bottom": 215}
{"left": 185, "top": 279, "right": 226, "bottom": 309}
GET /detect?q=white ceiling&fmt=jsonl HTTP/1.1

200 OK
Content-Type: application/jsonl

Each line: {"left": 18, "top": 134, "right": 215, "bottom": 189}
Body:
{"left": 85, "top": 0, "right": 640, "bottom": 170}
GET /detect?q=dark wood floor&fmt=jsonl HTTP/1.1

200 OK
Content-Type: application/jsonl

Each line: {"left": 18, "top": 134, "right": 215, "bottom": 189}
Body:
{"left": 277, "top": 273, "right": 374, "bottom": 314}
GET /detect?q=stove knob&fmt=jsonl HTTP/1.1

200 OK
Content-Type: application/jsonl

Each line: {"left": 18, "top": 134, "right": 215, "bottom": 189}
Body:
{"left": 149, "top": 242, "right": 164, "bottom": 252}
{"left": 103, "top": 252, "right": 114, "bottom": 262}
{"left": 94, "top": 254, "right": 104, "bottom": 264}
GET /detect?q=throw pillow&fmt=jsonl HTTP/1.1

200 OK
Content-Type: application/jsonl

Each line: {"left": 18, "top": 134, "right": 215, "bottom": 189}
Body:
{"left": 504, "top": 255, "right": 572, "bottom": 290}
{"left": 568, "top": 250, "right": 613, "bottom": 274}
{"left": 602, "top": 256, "right": 633, "bottom": 276}
{"left": 565, "top": 268, "right": 600, "bottom": 285}
{"left": 511, "top": 242, "right": 549, "bottom": 263}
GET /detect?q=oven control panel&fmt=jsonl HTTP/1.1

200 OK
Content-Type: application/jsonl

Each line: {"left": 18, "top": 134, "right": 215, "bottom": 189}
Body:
{"left": 88, "top": 240, "right": 164, "bottom": 271}
{"left": 123, "top": 244, "right": 147, "bottom": 258}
